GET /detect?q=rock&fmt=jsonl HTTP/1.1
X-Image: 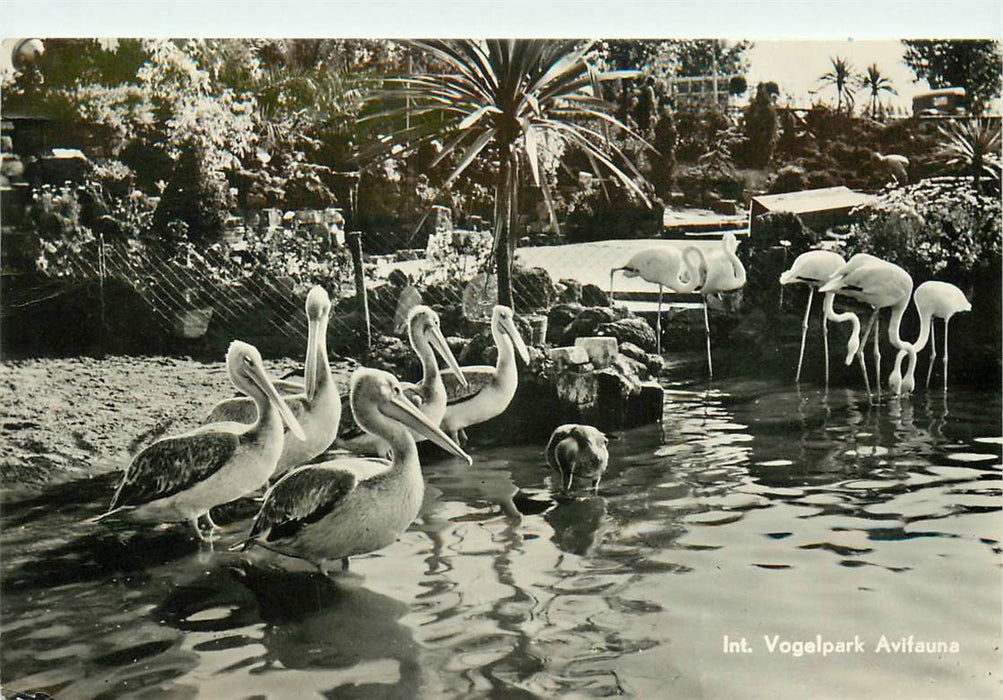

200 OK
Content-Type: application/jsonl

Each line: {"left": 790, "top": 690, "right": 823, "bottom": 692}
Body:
{"left": 618, "top": 342, "right": 649, "bottom": 365}
{"left": 557, "top": 278, "right": 583, "bottom": 303}
{"left": 562, "top": 306, "right": 618, "bottom": 344}
{"left": 548, "top": 345, "right": 590, "bottom": 367}
{"left": 512, "top": 266, "right": 557, "bottom": 312}
{"left": 581, "top": 284, "right": 611, "bottom": 307}
{"left": 575, "top": 337, "right": 619, "bottom": 369}
{"left": 459, "top": 327, "right": 497, "bottom": 365}
{"left": 1, "top": 155, "right": 24, "bottom": 178}
{"left": 626, "top": 381, "right": 665, "bottom": 426}
{"left": 523, "top": 314, "right": 548, "bottom": 346}
{"left": 556, "top": 370, "right": 598, "bottom": 412}
{"left": 387, "top": 268, "right": 410, "bottom": 288}
{"left": 613, "top": 353, "right": 648, "bottom": 383}
{"left": 547, "top": 303, "right": 584, "bottom": 343}
{"left": 595, "top": 318, "right": 657, "bottom": 354}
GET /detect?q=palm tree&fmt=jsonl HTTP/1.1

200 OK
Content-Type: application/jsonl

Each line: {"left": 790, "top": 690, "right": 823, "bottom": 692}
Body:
{"left": 936, "top": 118, "right": 1002, "bottom": 194}
{"left": 360, "top": 39, "right": 652, "bottom": 307}
{"left": 859, "top": 64, "right": 896, "bottom": 118}
{"left": 818, "top": 56, "right": 857, "bottom": 115}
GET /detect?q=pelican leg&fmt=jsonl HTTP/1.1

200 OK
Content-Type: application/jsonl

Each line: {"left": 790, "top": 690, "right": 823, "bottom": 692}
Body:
{"left": 822, "top": 308, "right": 830, "bottom": 386}
{"left": 341, "top": 557, "right": 350, "bottom": 571}
{"left": 458, "top": 428, "right": 468, "bottom": 446}
{"left": 942, "top": 318, "right": 950, "bottom": 392}
{"left": 796, "top": 287, "right": 814, "bottom": 383}
{"left": 703, "top": 298, "right": 713, "bottom": 379}
{"left": 190, "top": 517, "right": 208, "bottom": 542}
{"left": 926, "top": 321, "right": 937, "bottom": 389}
{"left": 656, "top": 284, "right": 663, "bottom": 356}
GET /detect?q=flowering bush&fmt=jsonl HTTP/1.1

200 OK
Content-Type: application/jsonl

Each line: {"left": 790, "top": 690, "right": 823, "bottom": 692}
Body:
{"left": 849, "top": 179, "right": 1002, "bottom": 283}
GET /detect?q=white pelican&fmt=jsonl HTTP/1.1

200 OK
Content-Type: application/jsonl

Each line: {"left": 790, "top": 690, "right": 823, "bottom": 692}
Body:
{"left": 779, "top": 249, "right": 846, "bottom": 384}
{"left": 610, "top": 245, "right": 702, "bottom": 355}
{"left": 204, "top": 286, "right": 340, "bottom": 479}
{"left": 232, "top": 368, "right": 472, "bottom": 574}
{"left": 93, "top": 341, "right": 306, "bottom": 540}
{"left": 689, "top": 232, "right": 747, "bottom": 378}
{"left": 338, "top": 304, "right": 468, "bottom": 457}
{"left": 819, "top": 253, "right": 913, "bottom": 395}
{"left": 545, "top": 424, "right": 610, "bottom": 493}
{"left": 889, "top": 281, "right": 972, "bottom": 393}
{"left": 440, "top": 305, "right": 529, "bottom": 445}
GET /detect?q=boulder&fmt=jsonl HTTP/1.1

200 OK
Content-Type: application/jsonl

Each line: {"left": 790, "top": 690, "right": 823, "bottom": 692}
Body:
{"left": 557, "top": 278, "right": 583, "bottom": 303}
{"left": 547, "top": 302, "right": 584, "bottom": 344}
{"left": 581, "top": 284, "right": 611, "bottom": 307}
{"left": 575, "top": 336, "right": 618, "bottom": 369}
{"left": 548, "top": 345, "right": 590, "bottom": 367}
{"left": 512, "top": 266, "right": 557, "bottom": 312}
{"left": 595, "top": 318, "right": 657, "bottom": 354}
{"left": 562, "top": 306, "right": 618, "bottom": 344}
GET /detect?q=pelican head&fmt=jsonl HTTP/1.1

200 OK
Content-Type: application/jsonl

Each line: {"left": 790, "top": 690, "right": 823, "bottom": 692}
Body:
{"left": 226, "top": 341, "right": 307, "bottom": 441}
{"left": 547, "top": 424, "right": 610, "bottom": 493}
{"left": 350, "top": 368, "right": 472, "bottom": 465}
{"left": 305, "top": 285, "right": 332, "bottom": 321}
{"left": 493, "top": 305, "right": 530, "bottom": 364}
{"left": 408, "top": 305, "right": 468, "bottom": 387}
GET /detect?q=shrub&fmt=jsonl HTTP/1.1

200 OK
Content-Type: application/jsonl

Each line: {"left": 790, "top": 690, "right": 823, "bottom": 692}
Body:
{"left": 768, "top": 165, "right": 809, "bottom": 194}
{"left": 741, "top": 82, "right": 778, "bottom": 168}
{"left": 153, "top": 142, "right": 231, "bottom": 245}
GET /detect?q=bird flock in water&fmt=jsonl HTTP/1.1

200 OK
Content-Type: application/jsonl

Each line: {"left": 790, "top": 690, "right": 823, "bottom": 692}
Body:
{"left": 88, "top": 234, "right": 969, "bottom": 576}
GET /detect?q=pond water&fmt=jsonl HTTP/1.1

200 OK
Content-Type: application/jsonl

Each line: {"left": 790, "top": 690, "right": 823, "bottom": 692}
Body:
{"left": 2, "top": 378, "right": 1001, "bottom": 699}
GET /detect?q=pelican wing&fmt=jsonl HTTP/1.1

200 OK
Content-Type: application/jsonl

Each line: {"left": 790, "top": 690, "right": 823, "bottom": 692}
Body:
{"left": 545, "top": 424, "right": 578, "bottom": 471}
{"left": 110, "top": 431, "right": 240, "bottom": 510}
{"left": 248, "top": 465, "right": 358, "bottom": 544}
{"left": 205, "top": 394, "right": 308, "bottom": 426}
{"left": 443, "top": 367, "right": 495, "bottom": 405}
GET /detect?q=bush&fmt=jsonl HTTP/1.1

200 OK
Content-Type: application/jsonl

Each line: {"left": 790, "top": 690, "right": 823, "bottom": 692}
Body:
{"left": 768, "top": 165, "right": 808, "bottom": 194}
{"left": 153, "top": 142, "right": 231, "bottom": 245}
{"left": 741, "top": 83, "right": 778, "bottom": 168}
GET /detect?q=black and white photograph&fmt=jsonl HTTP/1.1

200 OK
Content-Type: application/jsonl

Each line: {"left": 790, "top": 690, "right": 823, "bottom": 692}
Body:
{"left": 1, "top": 3, "right": 1001, "bottom": 698}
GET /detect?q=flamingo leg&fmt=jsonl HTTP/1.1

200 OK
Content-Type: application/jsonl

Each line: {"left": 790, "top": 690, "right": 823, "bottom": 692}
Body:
{"left": 873, "top": 311, "right": 882, "bottom": 394}
{"left": 926, "top": 320, "right": 937, "bottom": 388}
{"left": 857, "top": 310, "right": 878, "bottom": 398}
{"left": 703, "top": 298, "right": 713, "bottom": 379}
{"left": 821, "top": 305, "right": 830, "bottom": 386}
{"left": 942, "top": 318, "right": 950, "bottom": 392}
{"left": 795, "top": 287, "right": 814, "bottom": 383}
{"left": 656, "top": 284, "right": 663, "bottom": 356}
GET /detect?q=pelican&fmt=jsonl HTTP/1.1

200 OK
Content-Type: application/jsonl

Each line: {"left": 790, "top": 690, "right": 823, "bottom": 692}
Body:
{"left": 338, "top": 305, "right": 468, "bottom": 457}
{"left": 889, "top": 281, "right": 972, "bottom": 393}
{"left": 92, "top": 341, "right": 306, "bottom": 540}
{"left": 440, "top": 305, "right": 530, "bottom": 445}
{"left": 819, "top": 253, "right": 913, "bottom": 395}
{"left": 610, "top": 245, "right": 702, "bottom": 355}
{"left": 779, "top": 249, "right": 846, "bottom": 383}
{"left": 232, "top": 368, "right": 472, "bottom": 574}
{"left": 689, "top": 231, "right": 747, "bottom": 378}
{"left": 545, "top": 424, "right": 610, "bottom": 493}
{"left": 204, "top": 286, "right": 340, "bottom": 479}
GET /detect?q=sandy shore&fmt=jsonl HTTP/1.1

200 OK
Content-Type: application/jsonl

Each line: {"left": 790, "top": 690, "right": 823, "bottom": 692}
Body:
{"left": 0, "top": 355, "right": 353, "bottom": 498}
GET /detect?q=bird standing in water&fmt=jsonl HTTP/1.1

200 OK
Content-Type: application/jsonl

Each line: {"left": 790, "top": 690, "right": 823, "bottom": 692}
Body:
{"left": 546, "top": 424, "right": 610, "bottom": 493}
{"left": 233, "top": 368, "right": 472, "bottom": 574}
{"left": 779, "top": 249, "right": 846, "bottom": 384}
{"left": 440, "top": 305, "right": 529, "bottom": 445}
{"left": 205, "top": 286, "right": 340, "bottom": 478}
{"left": 338, "top": 305, "right": 468, "bottom": 457}
{"left": 689, "top": 232, "right": 747, "bottom": 378}
{"left": 92, "top": 341, "right": 306, "bottom": 540}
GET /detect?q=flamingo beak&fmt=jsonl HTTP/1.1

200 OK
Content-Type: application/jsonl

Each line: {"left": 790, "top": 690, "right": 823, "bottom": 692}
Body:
{"left": 249, "top": 360, "right": 307, "bottom": 442}
{"left": 502, "top": 316, "right": 530, "bottom": 364}
{"left": 428, "top": 323, "right": 468, "bottom": 388}
{"left": 381, "top": 393, "right": 472, "bottom": 465}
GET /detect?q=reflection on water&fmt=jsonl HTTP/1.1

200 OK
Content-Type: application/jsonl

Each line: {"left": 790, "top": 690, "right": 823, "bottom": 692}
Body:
{"left": 2, "top": 379, "right": 1000, "bottom": 698}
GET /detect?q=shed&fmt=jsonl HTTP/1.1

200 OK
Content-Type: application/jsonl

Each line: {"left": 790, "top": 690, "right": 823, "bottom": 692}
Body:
{"left": 749, "top": 186, "right": 874, "bottom": 234}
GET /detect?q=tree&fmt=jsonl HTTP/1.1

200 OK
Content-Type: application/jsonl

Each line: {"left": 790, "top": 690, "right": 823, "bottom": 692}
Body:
{"left": 742, "top": 82, "right": 779, "bottom": 168}
{"left": 666, "top": 40, "right": 753, "bottom": 77}
{"left": 859, "top": 64, "right": 896, "bottom": 118}
{"left": 936, "top": 118, "right": 1002, "bottom": 195}
{"left": 902, "top": 40, "right": 1002, "bottom": 114}
{"left": 363, "top": 40, "right": 652, "bottom": 307}
{"left": 818, "top": 56, "right": 858, "bottom": 114}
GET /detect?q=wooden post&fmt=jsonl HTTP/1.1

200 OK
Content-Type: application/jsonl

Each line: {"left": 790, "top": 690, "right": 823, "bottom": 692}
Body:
{"left": 346, "top": 231, "right": 371, "bottom": 354}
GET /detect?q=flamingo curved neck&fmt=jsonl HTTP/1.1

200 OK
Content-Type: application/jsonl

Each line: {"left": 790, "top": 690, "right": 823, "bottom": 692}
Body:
{"left": 678, "top": 246, "right": 704, "bottom": 292}
{"left": 886, "top": 297, "right": 911, "bottom": 351}
{"left": 725, "top": 242, "right": 747, "bottom": 288}
{"left": 823, "top": 292, "right": 860, "bottom": 361}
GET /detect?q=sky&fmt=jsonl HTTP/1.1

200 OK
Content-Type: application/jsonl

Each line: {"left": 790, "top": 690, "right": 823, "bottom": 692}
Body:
{"left": 745, "top": 40, "right": 929, "bottom": 111}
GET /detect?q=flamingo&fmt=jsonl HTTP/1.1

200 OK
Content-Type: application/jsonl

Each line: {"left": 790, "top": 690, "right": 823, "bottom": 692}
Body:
{"left": 690, "top": 231, "right": 747, "bottom": 378}
{"left": 91, "top": 341, "right": 306, "bottom": 540}
{"left": 545, "top": 424, "right": 610, "bottom": 493}
{"left": 204, "top": 286, "right": 340, "bottom": 479}
{"left": 440, "top": 305, "right": 530, "bottom": 445}
{"left": 338, "top": 305, "right": 468, "bottom": 457}
{"left": 610, "top": 244, "right": 702, "bottom": 355}
{"left": 779, "top": 249, "right": 846, "bottom": 384}
{"left": 889, "top": 281, "right": 972, "bottom": 394}
{"left": 231, "top": 368, "right": 472, "bottom": 574}
{"left": 818, "top": 253, "right": 913, "bottom": 395}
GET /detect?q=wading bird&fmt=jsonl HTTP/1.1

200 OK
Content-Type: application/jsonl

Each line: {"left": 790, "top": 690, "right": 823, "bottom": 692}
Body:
{"left": 232, "top": 368, "right": 472, "bottom": 574}
{"left": 545, "top": 424, "right": 610, "bottom": 493}
{"left": 204, "top": 286, "right": 340, "bottom": 479}
{"left": 440, "top": 305, "right": 529, "bottom": 445}
{"left": 819, "top": 253, "right": 913, "bottom": 395}
{"left": 609, "top": 244, "right": 703, "bottom": 355}
{"left": 690, "top": 232, "right": 747, "bottom": 378}
{"left": 889, "top": 281, "right": 972, "bottom": 394}
{"left": 92, "top": 341, "right": 306, "bottom": 540}
{"left": 779, "top": 249, "right": 846, "bottom": 384}
{"left": 339, "top": 305, "right": 468, "bottom": 457}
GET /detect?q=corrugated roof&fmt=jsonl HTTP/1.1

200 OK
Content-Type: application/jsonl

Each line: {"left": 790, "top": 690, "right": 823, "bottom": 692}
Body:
{"left": 751, "top": 186, "right": 874, "bottom": 215}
